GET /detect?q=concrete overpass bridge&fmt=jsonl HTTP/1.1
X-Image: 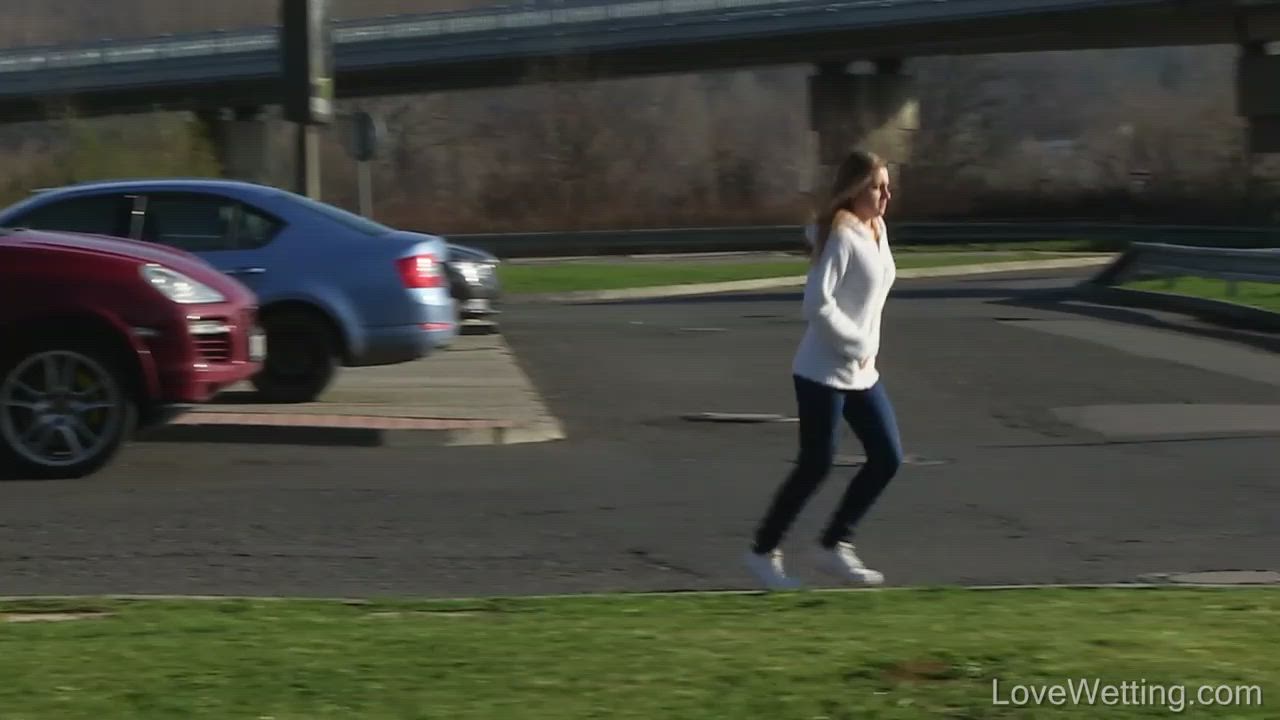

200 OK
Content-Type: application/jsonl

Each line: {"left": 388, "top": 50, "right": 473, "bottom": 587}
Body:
{"left": 1, "top": 0, "right": 1277, "bottom": 187}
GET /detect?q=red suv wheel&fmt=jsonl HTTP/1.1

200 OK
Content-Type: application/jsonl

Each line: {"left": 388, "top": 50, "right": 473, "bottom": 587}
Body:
{"left": 0, "top": 344, "right": 137, "bottom": 479}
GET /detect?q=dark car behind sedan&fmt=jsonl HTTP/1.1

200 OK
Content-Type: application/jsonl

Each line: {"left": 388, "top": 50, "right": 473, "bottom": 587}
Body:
{"left": 445, "top": 243, "right": 501, "bottom": 321}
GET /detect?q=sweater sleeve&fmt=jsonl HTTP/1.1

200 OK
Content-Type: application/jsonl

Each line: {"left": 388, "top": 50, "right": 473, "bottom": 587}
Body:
{"left": 802, "top": 229, "right": 876, "bottom": 361}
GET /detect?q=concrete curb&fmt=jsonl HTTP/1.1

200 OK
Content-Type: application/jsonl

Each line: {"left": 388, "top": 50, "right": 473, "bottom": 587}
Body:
{"left": 139, "top": 415, "right": 566, "bottom": 448}
{"left": 134, "top": 332, "right": 568, "bottom": 449}
{"left": 2, "top": 581, "right": 1277, "bottom": 606}
{"left": 1077, "top": 283, "right": 1280, "bottom": 333}
{"left": 512, "top": 255, "right": 1117, "bottom": 303}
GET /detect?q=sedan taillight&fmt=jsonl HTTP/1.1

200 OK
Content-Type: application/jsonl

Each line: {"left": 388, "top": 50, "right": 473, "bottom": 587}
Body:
{"left": 396, "top": 254, "right": 443, "bottom": 288}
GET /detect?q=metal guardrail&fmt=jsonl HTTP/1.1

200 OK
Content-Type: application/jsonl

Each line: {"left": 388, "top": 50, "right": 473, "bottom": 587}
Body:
{"left": 1105, "top": 242, "right": 1280, "bottom": 285}
{"left": 1092, "top": 241, "right": 1280, "bottom": 298}
{"left": 1084, "top": 241, "right": 1280, "bottom": 330}
{"left": 443, "top": 222, "right": 1280, "bottom": 258}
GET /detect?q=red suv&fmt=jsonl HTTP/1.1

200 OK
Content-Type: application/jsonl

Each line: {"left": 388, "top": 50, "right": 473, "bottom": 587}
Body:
{"left": 1, "top": 227, "right": 264, "bottom": 478}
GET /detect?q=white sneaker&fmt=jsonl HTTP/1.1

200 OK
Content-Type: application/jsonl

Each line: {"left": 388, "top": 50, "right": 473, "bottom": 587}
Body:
{"left": 816, "top": 542, "right": 884, "bottom": 585}
{"left": 743, "top": 549, "right": 802, "bottom": 590}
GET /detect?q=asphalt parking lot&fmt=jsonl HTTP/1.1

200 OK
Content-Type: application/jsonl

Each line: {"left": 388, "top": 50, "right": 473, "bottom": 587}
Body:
{"left": 0, "top": 268, "right": 1276, "bottom": 598}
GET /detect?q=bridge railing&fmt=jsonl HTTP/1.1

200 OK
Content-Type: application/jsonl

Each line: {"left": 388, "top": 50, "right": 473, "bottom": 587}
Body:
{"left": 0, "top": 0, "right": 839, "bottom": 74}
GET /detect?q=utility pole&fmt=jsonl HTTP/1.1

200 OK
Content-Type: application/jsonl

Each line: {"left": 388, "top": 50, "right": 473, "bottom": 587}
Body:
{"left": 281, "top": 0, "right": 334, "bottom": 199}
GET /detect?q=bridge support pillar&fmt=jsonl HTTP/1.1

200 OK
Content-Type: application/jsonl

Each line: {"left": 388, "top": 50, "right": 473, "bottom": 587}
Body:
{"left": 198, "top": 107, "right": 279, "bottom": 185}
{"left": 807, "top": 59, "right": 918, "bottom": 193}
{"left": 1237, "top": 42, "right": 1280, "bottom": 154}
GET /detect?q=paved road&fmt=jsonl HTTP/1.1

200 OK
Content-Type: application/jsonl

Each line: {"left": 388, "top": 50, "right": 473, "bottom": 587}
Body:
{"left": 1, "top": 269, "right": 1276, "bottom": 598}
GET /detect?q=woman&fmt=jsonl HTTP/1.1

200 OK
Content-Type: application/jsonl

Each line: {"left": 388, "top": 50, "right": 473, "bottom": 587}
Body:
{"left": 744, "top": 150, "right": 904, "bottom": 589}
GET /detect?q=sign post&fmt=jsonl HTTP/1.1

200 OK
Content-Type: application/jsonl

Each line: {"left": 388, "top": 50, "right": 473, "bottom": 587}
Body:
{"left": 281, "top": 0, "right": 334, "bottom": 199}
{"left": 350, "top": 111, "right": 386, "bottom": 218}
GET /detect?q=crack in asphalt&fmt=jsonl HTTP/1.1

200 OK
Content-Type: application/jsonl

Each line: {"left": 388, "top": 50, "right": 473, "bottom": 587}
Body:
{"left": 626, "top": 548, "right": 707, "bottom": 578}
{"left": 962, "top": 503, "right": 1038, "bottom": 540}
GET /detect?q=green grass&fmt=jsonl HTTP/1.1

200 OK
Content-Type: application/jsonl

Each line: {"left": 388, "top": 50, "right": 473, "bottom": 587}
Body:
{"left": 1122, "top": 276, "right": 1280, "bottom": 313}
{"left": 500, "top": 259, "right": 806, "bottom": 293}
{"left": 0, "top": 589, "right": 1275, "bottom": 719}
{"left": 500, "top": 250, "right": 1081, "bottom": 294}
{"left": 890, "top": 239, "right": 1116, "bottom": 254}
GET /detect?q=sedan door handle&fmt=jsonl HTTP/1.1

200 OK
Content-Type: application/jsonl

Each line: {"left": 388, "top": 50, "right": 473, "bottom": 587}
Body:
{"left": 227, "top": 267, "right": 266, "bottom": 276}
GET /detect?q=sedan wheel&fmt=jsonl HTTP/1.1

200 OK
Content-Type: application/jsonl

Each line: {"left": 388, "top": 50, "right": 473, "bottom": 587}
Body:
{"left": 250, "top": 311, "right": 338, "bottom": 404}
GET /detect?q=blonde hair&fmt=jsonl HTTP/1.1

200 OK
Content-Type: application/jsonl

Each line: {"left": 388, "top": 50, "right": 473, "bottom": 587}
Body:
{"left": 809, "top": 150, "right": 886, "bottom": 263}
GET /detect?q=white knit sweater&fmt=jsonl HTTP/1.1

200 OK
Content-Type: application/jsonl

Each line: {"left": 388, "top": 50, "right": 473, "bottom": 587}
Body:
{"left": 792, "top": 218, "right": 896, "bottom": 390}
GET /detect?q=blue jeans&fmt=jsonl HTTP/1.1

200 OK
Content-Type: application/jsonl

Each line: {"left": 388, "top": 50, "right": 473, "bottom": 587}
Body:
{"left": 752, "top": 374, "right": 904, "bottom": 553}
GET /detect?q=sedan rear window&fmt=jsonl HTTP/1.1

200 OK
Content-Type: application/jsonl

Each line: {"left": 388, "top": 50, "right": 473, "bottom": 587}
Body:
{"left": 280, "top": 191, "right": 392, "bottom": 236}
{"left": 9, "top": 195, "right": 128, "bottom": 237}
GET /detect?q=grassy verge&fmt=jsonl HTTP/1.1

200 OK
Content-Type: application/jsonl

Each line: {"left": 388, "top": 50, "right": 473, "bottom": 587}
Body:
{"left": 891, "top": 239, "right": 1116, "bottom": 253}
{"left": 1122, "top": 276, "right": 1280, "bottom": 313}
{"left": 0, "top": 589, "right": 1275, "bottom": 719}
{"left": 501, "top": 259, "right": 805, "bottom": 293}
{"left": 500, "top": 250, "right": 1088, "bottom": 294}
